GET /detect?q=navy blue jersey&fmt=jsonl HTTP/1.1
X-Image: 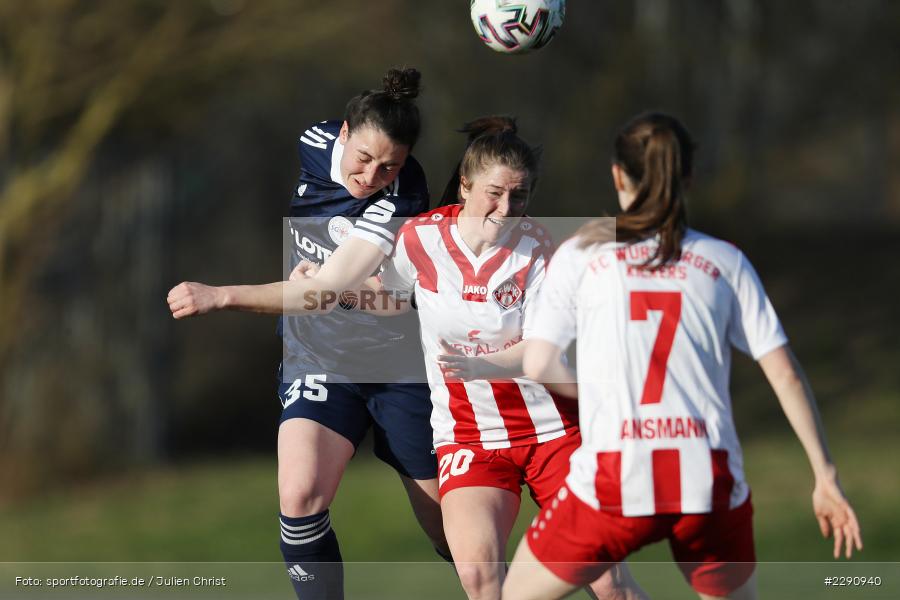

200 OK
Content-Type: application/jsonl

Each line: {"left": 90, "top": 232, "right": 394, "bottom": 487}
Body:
{"left": 280, "top": 120, "right": 428, "bottom": 383}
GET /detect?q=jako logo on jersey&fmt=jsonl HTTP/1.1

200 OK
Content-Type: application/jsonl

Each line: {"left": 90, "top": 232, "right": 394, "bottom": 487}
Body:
{"left": 462, "top": 284, "right": 488, "bottom": 301}
{"left": 467, "top": 329, "right": 481, "bottom": 341}
{"left": 287, "top": 565, "right": 315, "bottom": 582}
{"left": 327, "top": 216, "right": 353, "bottom": 245}
{"left": 493, "top": 279, "right": 523, "bottom": 309}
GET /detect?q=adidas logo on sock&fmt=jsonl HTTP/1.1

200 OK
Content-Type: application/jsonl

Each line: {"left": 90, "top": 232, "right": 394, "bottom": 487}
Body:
{"left": 288, "top": 565, "right": 315, "bottom": 582}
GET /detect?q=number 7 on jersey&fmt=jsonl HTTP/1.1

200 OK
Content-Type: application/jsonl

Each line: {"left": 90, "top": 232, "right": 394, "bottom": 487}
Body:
{"left": 630, "top": 291, "right": 682, "bottom": 405}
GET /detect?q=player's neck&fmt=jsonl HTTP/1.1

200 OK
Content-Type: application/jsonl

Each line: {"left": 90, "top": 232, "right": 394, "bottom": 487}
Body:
{"left": 456, "top": 211, "right": 508, "bottom": 257}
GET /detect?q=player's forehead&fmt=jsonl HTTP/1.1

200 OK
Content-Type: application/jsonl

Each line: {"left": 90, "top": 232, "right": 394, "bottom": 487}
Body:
{"left": 471, "top": 163, "right": 530, "bottom": 190}
{"left": 347, "top": 124, "right": 409, "bottom": 164}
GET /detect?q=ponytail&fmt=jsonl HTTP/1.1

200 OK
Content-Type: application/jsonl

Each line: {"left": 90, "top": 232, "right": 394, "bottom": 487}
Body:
{"left": 381, "top": 68, "right": 421, "bottom": 101}
{"left": 579, "top": 112, "right": 694, "bottom": 268}
{"left": 344, "top": 67, "right": 422, "bottom": 148}
{"left": 439, "top": 115, "right": 539, "bottom": 206}
{"left": 440, "top": 116, "right": 518, "bottom": 206}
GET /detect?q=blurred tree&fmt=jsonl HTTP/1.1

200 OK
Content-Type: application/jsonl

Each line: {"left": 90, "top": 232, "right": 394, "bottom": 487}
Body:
{"left": 0, "top": 0, "right": 897, "bottom": 500}
{"left": 0, "top": 0, "right": 389, "bottom": 365}
{"left": 0, "top": 0, "right": 399, "bottom": 496}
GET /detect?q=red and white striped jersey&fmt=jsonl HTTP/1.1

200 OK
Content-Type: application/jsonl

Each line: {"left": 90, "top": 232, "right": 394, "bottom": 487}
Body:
{"left": 382, "top": 205, "right": 578, "bottom": 449}
{"left": 526, "top": 229, "right": 788, "bottom": 516}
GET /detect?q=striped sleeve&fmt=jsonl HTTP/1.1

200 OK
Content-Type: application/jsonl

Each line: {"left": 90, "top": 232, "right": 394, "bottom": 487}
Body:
{"left": 380, "top": 225, "right": 418, "bottom": 293}
{"left": 349, "top": 157, "right": 429, "bottom": 255}
{"left": 350, "top": 197, "right": 402, "bottom": 255}
{"left": 299, "top": 123, "right": 337, "bottom": 150}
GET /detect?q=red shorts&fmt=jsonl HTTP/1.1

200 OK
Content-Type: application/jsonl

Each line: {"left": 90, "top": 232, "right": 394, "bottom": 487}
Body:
{"left": 527, "top": 485, "right": 756, "bottom": 597}
{"left": 435, "top": 431, "right": 580, "bottom": 507}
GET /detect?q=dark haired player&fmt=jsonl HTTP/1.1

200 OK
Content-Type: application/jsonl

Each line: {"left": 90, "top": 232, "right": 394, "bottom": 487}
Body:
{"left": 168, "top": 68, "right": 448, "bottom": 600}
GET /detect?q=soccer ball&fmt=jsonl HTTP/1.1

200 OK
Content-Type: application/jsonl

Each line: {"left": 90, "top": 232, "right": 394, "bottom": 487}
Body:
{"left": 470, "top": 0, "right": 566, "bottom": 54}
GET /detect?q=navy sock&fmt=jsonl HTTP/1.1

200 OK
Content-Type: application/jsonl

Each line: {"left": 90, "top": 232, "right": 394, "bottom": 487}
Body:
{"left": 279, "top": 511, "right": 344, "bottom": 600}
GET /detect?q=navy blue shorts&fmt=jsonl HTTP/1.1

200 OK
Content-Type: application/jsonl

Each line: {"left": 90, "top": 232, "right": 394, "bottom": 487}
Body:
{"left": 277, "top": 367, "right": 436, "bottom": 480}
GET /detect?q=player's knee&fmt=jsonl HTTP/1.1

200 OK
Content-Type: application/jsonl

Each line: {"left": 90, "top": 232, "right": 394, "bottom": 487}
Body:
{"left": 279, "top": 482, "right": 330, "bottom": 517}
{"left": 455, "top": 561, "right": 499, "bottom": 599}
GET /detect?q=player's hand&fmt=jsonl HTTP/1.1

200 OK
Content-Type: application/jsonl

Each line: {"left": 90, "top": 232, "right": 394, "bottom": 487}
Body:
{"left": 167, "top": 282, "right": 225, "bottom": 319}
{"left": 812, "top": 473, "right": 863, "bottom": 559}
{"left": 437, "top": 339, "right": 486, "bottom": 382}
{"left": 290, "top": 260, "right": 320, "bottom": 281}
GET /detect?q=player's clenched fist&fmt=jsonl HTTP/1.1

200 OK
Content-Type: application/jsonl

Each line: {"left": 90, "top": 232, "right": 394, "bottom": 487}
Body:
{"left": 167, "top": 281, "right": 225, "bottom": 319}
{"left": 289, "top": 260, "right": 320, "bottom": 281}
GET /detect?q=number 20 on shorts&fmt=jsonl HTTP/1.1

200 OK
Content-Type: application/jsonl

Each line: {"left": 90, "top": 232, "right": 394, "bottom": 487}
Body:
{"left": 438, "top": 448, "right": 475, "bottom": 487}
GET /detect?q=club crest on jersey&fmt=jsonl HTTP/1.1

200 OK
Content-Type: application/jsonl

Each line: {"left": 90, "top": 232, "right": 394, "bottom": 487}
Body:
{"left": 327, "top": 216, "right": 353, "bottom": 245}
{"left": 492, "top": 279, "right": 523, "bottom": 309}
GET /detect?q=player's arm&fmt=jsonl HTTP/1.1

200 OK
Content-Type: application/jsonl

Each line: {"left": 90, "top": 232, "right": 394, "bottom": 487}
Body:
{"left": 758, "top": 344, "right": 862, "bottom": 559}
{"left": 348, "top": 281, "right": 415, "bottom": 316}
{"left": 438, "top": 337, "right": 577, "bottom": 395}
{"left": 289, "top": 261, "right": 414, "bottom": 316}
{"left": 522, "top": 339, "right": 578, "bottom": 398}
{"left": 167, "top": 236, "right": 387, "bottom": 318}
{"left": 728, "top": 248, "right": 862, "bottom": 558}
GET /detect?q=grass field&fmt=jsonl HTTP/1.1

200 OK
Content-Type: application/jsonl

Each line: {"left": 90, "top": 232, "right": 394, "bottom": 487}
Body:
{"left": 2, "top": 432, "right": 897, "bottom": 598}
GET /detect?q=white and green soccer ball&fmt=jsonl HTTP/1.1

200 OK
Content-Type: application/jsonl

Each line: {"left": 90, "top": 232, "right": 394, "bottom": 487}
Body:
{"left": 470, "top": 0, "right": 566, "bottom": 54}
